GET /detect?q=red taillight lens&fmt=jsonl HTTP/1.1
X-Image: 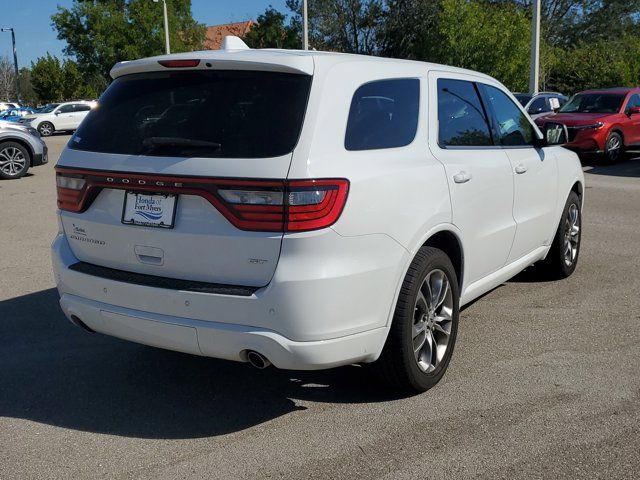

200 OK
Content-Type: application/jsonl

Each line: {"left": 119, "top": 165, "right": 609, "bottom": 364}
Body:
{"left": 56, "top": 173, "right": 87, "bottom": 212}
{"left": 285, "top": 179, "right": 349, "bottom": 232}
{"left": 54, "top": 167, "right": 349, "bottom": 232}
{"left": 158, "top": 59, "right": 201, "bottom": 68}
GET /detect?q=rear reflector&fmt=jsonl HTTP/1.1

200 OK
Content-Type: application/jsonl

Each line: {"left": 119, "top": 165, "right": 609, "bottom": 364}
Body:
{"left": 55, "top": 168, "right": 349, "bottom": 232}
{"left": 158, "top": 59, "right": 201, "bottom": 68}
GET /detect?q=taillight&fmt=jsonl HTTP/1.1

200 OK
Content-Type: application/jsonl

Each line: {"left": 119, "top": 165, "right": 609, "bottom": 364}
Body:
{"left": 55, "top": 168, "right": 349, "bottom": 232}
{"left": 216, "top": 179, "right": 349, "bottom": 232}
{"left": 56, "top": 173, "right": 87, "bottom": 212}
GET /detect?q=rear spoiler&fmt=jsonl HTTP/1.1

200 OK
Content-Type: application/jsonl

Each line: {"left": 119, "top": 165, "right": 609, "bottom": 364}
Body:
{"left": 110, "top": 49, "right": 314, "bottom": 79}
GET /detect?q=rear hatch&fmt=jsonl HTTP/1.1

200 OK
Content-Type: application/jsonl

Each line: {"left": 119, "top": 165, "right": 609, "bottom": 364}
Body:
{"left": 56, "top": 67, "right": 312, "bottom": 287}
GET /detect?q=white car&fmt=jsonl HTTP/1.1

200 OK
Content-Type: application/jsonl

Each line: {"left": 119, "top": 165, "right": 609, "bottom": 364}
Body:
{"left": 21, "top": 101, "right": 95, "bottom": 137}
{"left": 52, "top": 39, "right": 584, "bottom": 392}
{"left": 0, "top": 102, "right": 19, "bottom": 111}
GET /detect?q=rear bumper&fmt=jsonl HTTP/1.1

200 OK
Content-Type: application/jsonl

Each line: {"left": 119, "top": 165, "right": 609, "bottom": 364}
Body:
{"left": 52, "top": 229, "right": 407, "bottom": 369}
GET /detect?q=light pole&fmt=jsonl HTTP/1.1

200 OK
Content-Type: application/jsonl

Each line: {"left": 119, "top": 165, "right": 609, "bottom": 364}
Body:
{"left": 153, "top": 0, "right": 171, "bottom": 54}
{"left": 302, "top": 0, "right": 309, "bottom": 50}
{"left": 0, "top": 27, "right": 20, "bottom": 102}
{"left": 529, "top": 0, "right": 540, "bottom": 94}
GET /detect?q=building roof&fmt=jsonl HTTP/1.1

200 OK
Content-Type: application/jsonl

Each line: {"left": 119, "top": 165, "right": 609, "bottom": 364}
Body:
{"left": 204, "top": 21, "right": 256, "bottom": 50}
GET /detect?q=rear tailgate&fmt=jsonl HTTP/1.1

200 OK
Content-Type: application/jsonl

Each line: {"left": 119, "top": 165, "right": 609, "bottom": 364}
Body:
{"left": 56, "top": 68, "right": 312, "bottom": 288}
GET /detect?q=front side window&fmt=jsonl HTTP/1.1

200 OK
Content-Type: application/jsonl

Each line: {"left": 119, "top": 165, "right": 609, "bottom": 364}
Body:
{"left": 345, "top": 78, "right": 419, "bottom": 151}
{"left": 625, "top": 94, "right": 640, "bottom": 114}
{"left": 437, "top": 78, "right": 493, "bottom": 147}
{"left": 482, "top": 85, "right": 536, "bottom": 146}
{"left": 57, "top": 104, "right": 75, "bottom": 114}
{"left": 70, "top": 70, "right": 312, "bottom": 158}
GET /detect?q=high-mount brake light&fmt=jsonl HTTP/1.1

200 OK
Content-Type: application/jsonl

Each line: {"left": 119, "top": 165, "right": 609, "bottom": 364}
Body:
{"left": 54, "top": 168, "right": 349, "bottom": 232}
{"left": 158, "top": 59, "right": 201, "bottom": 68}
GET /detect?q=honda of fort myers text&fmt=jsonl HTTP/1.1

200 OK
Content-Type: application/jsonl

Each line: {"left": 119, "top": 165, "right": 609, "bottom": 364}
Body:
{"left": 52, "top": 38, "right": 584, "bottom": 392}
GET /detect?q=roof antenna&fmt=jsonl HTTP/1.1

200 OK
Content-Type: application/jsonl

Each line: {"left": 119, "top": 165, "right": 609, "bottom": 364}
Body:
{"left": 221, "top": 36, "right": 250, "bottom": 51}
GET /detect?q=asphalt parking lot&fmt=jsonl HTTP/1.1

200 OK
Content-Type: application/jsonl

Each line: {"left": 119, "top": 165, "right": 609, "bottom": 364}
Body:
{"left": 1, "top": 134, "right": 639, "bottom": 479}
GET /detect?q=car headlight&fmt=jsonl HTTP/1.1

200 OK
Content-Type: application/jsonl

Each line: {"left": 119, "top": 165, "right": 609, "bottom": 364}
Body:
{"left": 574, "top": 122, "right": 604, "bottom": 130}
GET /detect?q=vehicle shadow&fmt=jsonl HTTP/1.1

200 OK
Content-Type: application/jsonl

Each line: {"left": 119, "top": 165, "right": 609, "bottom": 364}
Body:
{"left": 581, "top": 155, "right": 640, "bottom": 177}
{"left": 0, "top": 289, "right": 399, "bottom": 440}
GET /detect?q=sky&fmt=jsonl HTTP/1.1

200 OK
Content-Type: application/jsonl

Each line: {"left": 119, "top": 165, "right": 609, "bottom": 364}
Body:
{"left": 0, "top": 0, "right": 290, "bottom": 69}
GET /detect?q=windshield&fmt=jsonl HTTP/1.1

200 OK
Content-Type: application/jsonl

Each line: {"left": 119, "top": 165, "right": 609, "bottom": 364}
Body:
{"left": 69, "top": 70, "right": 312, "bottom": 158}
{"left": 36, "top": 104, "right": 59, "bottom": 113}
{"left": 559, "top": 93, "right": 625, "bottom": 114}
{"left": 514, "top": 94, "right": 532, "bottom": 107}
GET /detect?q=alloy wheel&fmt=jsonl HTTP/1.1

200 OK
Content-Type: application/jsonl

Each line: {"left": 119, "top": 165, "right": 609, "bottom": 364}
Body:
{"left": 563, "top": 203, "right": 580, "bottom": 267}
{"left": 606, "top": 135, "right": 621, "bottom": 161}
{"left": 0, "top": 146, "right": 27, "bottom": 177}
{"left": 39, "top": 123, "right": 53, "bottom": 136}
{"left": 412, "top": 269, "right": 454, "bottom": 373}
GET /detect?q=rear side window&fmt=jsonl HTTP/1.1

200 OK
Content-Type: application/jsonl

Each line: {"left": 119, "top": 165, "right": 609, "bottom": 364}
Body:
{"left": 69, "top": 70, "right": 312, "bottom": 158}
{"left": 345, "top": 79, "right": 419, "bottom": 150}
{"left": 481, "top": 85, "right": 536, "bottom": 146}
{"left": 73, "top": 104, "right": 92, "bottom": 112}
{"left": 438, "top": 79, "right": 492, "bottom": 147}
{"left": 528, "top": 97, "right": 548, "bottom": 114}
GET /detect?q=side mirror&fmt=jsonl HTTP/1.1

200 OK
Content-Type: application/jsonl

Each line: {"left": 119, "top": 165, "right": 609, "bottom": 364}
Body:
{"left": 54, "top": 111, "right": 60, "bottom": 116}
{"left": 543, "top": 122, "right": 568, "bottom": 146}
{"left": 628, "top": 106, "right": 640, "bottom": 116}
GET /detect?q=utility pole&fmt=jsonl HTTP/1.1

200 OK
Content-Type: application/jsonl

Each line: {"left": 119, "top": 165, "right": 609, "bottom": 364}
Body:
{"left": 0, "top": 27, "right": 20, "bottom": 103}
{"left": 302, "top": 0, "right": 309, "bottom": 50}
{"left": 529, "top": 0, "right": 540, "bottom": 94}
{"left": 153, "top": 0, "right": 171, "bottom": 54}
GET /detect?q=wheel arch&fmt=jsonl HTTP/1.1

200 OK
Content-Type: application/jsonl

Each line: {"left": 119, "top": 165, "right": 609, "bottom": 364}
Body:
{"left": 0, "top": 137, "right": 34, "bottom": 165}
{"left": 421, "top": 230, "right": 464, "bottom": 292}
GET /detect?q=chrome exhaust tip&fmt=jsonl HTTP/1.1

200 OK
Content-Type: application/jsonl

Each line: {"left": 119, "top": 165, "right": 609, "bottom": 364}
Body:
{"left": 246, "top": 350, "right": 271, "bottom": 369}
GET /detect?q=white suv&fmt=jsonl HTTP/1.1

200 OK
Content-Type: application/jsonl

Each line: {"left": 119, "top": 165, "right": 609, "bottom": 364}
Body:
{"left": 21, "top": 101, "right": 95, "bottom": 137}
{"left": 52, "top": 40, "right": 584, "bottom": 392}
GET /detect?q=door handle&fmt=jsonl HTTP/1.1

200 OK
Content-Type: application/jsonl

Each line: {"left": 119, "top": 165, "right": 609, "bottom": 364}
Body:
{"left": 453, "top": 171, "right": 472, "bottom": 184}
{"left": 515, "top": 164, "right": 528, "bottom": 174}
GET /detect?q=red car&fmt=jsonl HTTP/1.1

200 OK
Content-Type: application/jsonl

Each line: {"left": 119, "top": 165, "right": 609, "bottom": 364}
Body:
{"left": 535, "top": 87, "right": 640, "bottom": 162}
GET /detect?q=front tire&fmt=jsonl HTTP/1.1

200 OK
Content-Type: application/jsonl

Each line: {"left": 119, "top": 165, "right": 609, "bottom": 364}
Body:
{"left": 376, "top": 247, "right": 460, "bottom": 393}
{"left": 538, "top": 191, "right": 582, "bottom": 279}
{"left": 0, "top": 141, "right": 30, "bottom": 179}
{"left": 603, "top": 131, "right": 623, "bottom": 163}
{"left": 38, "top": 121, "right": 54, "bottom": 137}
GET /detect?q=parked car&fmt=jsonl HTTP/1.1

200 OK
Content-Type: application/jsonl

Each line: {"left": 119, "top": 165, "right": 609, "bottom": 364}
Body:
{"left": 19, "top": 100, "right": 95, "bottom": 137}
{"left": 0, "top": 107, "right": 36, "bottom": 122}
{"left": 514, "top": 92, "right": 568, "bottom": 119}
{"left": 0, "top": 102, "right": 20, "bottom": 111}
{"left": 535, "top": 87, "right": 640, "bottom": 163}
{"left": 0, "top": 119, "right": 48, "bottom": 179}
{"left": 52, "top": 39, "right": 584, "bottom": 393}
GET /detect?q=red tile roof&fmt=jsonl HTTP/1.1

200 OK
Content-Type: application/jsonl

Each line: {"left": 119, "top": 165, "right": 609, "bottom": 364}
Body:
{"left": 204, "top": 21, "right": 256, "bottom": 50}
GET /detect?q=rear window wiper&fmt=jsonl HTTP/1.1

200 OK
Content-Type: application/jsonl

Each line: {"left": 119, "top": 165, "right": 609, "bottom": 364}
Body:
{"left": 138, "top": 137, "right": 222, "bottom": 154}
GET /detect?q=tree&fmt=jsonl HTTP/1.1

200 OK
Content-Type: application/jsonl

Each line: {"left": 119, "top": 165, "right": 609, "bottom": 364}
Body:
{"left": 30, "top": 54, "right": 64, "bottom": 103}
{"left": 0, "top": 56, "right": 17, "bottom": 102}
{"left": 17, "top": 68, "right": 39, "bottom": 106}
{"left": 287, "top": 0, "right": 384, "bottom": 54}
{"left": 31, "top": 54, "right": 98, "bottom": 103}
{"left": 243, "top": 7, "right": 300, "bottom": 49}
{"left": 51, "top": 0, "right": 205, "bottom": 86}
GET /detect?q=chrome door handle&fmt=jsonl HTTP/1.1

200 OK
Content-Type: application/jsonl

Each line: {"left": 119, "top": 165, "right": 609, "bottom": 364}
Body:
{"left": 453, "top": 171, "right": 472, "bottom": 184}
{"left": 515, "top": 164, "right": 528, "bottom": 174}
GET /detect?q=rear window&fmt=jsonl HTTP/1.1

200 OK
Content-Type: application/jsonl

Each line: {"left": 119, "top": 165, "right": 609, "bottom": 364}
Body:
{"left": 69, "top": 70, "right": 312, "bottom": 158}
{"left": 345, "top": 78, "right": 419, "bottom": 150}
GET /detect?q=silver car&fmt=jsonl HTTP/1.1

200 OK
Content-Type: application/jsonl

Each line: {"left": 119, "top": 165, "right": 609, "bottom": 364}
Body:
{"left": 0, "top": 119, "right": 48, "bottom": 179}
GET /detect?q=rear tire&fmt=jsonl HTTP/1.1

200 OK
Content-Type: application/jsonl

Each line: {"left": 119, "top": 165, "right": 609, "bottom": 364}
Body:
{"left": 537, "top": 191, "right": 581, "bottom": 279}
{"left": 38, "top": 121, "right": 54, "bottom": 137}
{"left": 603, "top": 131, "right": 623, "bottom": 163}
{"left": 0, "top": 141, "right": 30, "bottom": 179}
{"left": 376, "top": 247, "right": 459, "bottom": 393}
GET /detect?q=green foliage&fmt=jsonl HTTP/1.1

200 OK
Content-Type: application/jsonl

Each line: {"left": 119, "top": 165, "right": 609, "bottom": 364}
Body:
{"left": 30, "top": 54, "right": 98, "bottom": 103}
{"left": 436, "top": 0, "right": 531, "bottom": 91}
{"left": 51, "top": 0, "right": 205, "bottom": 85}
{"left": 243, "top": 7, "right": 300, "bottom": 49}
{"left": 548, "top": 36, "right": 640, "bottom": 93}
{"left": 17, "top": 68, "right": 39, "bottom": 106}
{"left": 30, "top": 54, "right": 65, "bottom": 103}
